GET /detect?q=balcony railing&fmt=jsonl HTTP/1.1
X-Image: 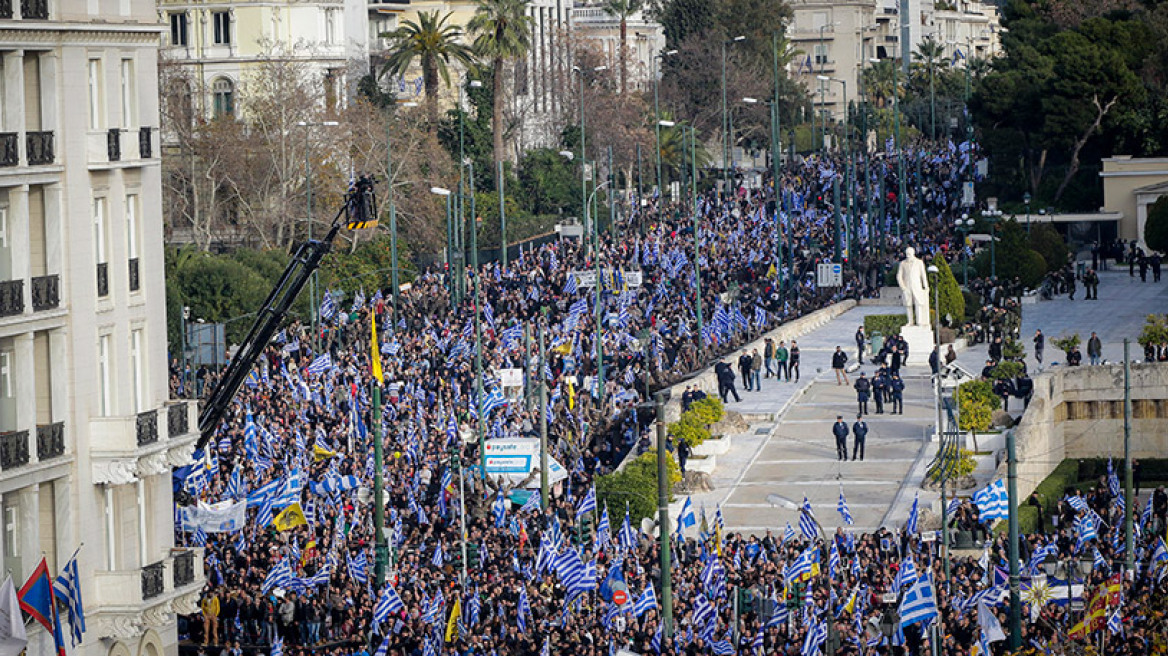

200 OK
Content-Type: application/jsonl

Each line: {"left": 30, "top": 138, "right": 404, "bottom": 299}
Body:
{"left": 36, "top": 422, "right": 64, "bottom": 460}
{"left": 168, "top": 403, "right": 189, "bottom": 436}
{"left": 0, "top": 280, "right": 24, "bottom": 317}
{"left": 26, "top": 131, "right": 53, "bottom": 165}
{"left": 138, "top": 127, "right": 152, "bottom": 159}
{"left": 173, "top": 550, "right": 195, "bottom": 587}
{"left": 136, "top": 410, "right": 158, "bottom": 446}
{"left": 107, "top": 128, "right": 121, "bottom": 162}
{"left": 128, "top": 258, "right": 140, "bottom": 292}
{"left": 0, "top": 0, "right": 12, "bottom": 19}
{"left": 31, "top": 274, "right": 59, "bottom": 311}
{"left": 96, "top": 262, "right": 109, "bottom": 297}
{"left": 20, "top": 0, "right": 47, "bottom": 18}
{"left": 141, "top": 561, "right": 165, "bottom": 600}
{"left": 0, "top": 133, "right": 16, "bottom": 166}
{"left": 0, "top": 430, "right": 29, "bottom": 470}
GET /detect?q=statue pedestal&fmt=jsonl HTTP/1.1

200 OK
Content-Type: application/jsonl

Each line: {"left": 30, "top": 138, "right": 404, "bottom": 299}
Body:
{"left": 900, "top": 325, "right": 935, "bottom": 366}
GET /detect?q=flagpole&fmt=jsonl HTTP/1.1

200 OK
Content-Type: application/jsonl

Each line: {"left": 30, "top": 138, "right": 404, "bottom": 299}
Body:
{"left": 372, "top": 378, "right": 386, "bottom": 588}
{"left": 655, "top": 391, "right": 673, "bottom": 639}
{"left": 539, "top": 322, "right": 549, "bottom": 509}
{"left": 1006, "top": 428, "right": 1021, "bottom": 649}
{"left": 1123, "top": 339, "right": 1133, "bottom": 574}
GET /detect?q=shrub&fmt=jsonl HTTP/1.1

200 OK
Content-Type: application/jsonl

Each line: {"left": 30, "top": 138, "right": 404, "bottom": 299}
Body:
{"left": 1138, "top": 314, "right": 1168, "bottom": 348}
{"left": 864, "top": 314, "right": 909, "bottom": 337}
{"left": 928, "top": 448, "right": 976, "bottom": 484}
{"left": 596, "top": 449, "right": 680, "bottom": 523}
{"left": 668, "top": 415, "right": 711, "bottom": 447}
{"left": 990, "top": 361, "right": 1025, "bottom": 380}
{"left": 1002, "top": 337, "right": 1026, "bottom": 361}
{"left": 1030, "top": 459, "right": 1082, "bottom": 523}
{"left": 1051, "top": 333, "right": 1080, "bottom": 355}
{"left": 958, "top": 380, "right": 1000, "bottom": 410}
{"left": 958, "top": 399, "right": 992, "bottom": 433}
{"left": 687, "top": 397, "right": 725, "bottom": 426}
{"left": 1145, "top": 195, "right": 1168, "bottom": 255}
{"left": 1028, "top": 223, "right": 1071, "bottom": 272}
{"left": 930, "top": 254, "right": 965, "bottom": 327}
{"left": 962, "top": 290, "right": 981, "bottom": 320}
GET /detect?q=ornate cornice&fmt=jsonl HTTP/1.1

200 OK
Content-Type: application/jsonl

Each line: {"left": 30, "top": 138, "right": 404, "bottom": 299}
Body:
{"left": 0, "top": 23, "right": 164, "bottom": 48}
{"left": 94, "top": 615, "right": 144, "bottom": 641}
{"left": 92, "top": 459, "right": 139, "bottom": 485}
{"left": 139, "top": 452, "right": 171, "bottom": 477}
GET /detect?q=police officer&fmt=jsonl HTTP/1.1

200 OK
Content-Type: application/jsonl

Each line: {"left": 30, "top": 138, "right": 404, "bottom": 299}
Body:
{"left": 872, "top": 368, "right": 887, "bottom": 414}
{"left": 832, "top": 416, "right": 849, "bottom": 461}
{"left": 890, "top": 374, "right": 905, "bottom": 414}
{"left": 854, "top": 372, "right": 871, "bottom": 416}
{"left": 852, "top": 414, "right": 868, "bottom": 461}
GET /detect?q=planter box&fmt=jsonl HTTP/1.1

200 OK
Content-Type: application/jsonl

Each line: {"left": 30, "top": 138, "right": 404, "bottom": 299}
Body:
{"left": 687, "top": 454, "right": 717, "bottom": 474}
{"left": 693, "top": 435, "right": 732, "bottom": 457}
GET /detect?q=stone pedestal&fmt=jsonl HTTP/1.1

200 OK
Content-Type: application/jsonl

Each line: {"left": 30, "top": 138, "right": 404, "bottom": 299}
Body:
{"left": 901, "top": 325, "right": 935, "bottom": 366}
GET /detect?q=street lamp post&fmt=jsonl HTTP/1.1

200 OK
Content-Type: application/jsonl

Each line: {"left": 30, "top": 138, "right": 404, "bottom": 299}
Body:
{"left": 654, "top": 49, "right": 678, "bottom": 201}
{"left": 575, "top": 64, "right": 608, "bottom": 252}
{"left": 466, "top": 160, "right": 488, "bottom": 479}
{"left": 296, "top": 119, "right": 339, "bottom": 352}
{"left": 744, "top": 97, "right": 785, "bottom": 291}
{"left": 588, "top": 179, "right": 611, "bottom": 407}
{"left": 1024, "top": 192, "right": 1032, "bottom": 234}
{"left": 955, "top": 214, "right": 974, "bottom": 286}
{"left": 721, "top": 35, "right": 746, "bottom": 201}
{"left": 386, "top": 102, "right": 418, "bottom": 321}
{"left": 981, "top": 208, "right": 1003, "bottom": 278}
{"left": 660, "top": 120, "right": 704, "bottom": 340}
{"left": 431, "top": 187, "right": 454, "bottom": 297}
{"left": 816, "top": 76, "right": 848, "bottom": 155}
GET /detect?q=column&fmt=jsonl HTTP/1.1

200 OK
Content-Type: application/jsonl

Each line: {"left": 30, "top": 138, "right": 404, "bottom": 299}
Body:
{"left": 38, "top": 52, "right": 58, "bottom": 137}
{"left": 43, "top": 183, "right": 62, "bottom": 278}
{"left": 104, "top": 485, "right": 116, "bottom": 570}
{"left": 17, "top": 485, "right": 39, "bottom": 579}
{"left": 13, "top": 333, "right": 34, "bottom": 461}
{"left": 3, "top": 51, "right": 24, "bottom": 161}
{"left": 136, "top": 478, "right": 148, "bottom": 565}
{"left": 8, "top": 186, "right": 28, "bottom": 311}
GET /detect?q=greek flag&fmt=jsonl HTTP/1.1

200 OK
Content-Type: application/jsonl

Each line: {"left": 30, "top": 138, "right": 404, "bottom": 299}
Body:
{"left": 677, "top": 496, "right": 696, "bottom": 533}
{"left": 784, "top": 523, "right": 795, "bottom": 544}
{"left": 500, "top": 325, "right": 523, "bottom": 349}
{"left": 564, "top": 274, "right": 579, "bottom": 295}
{"left": 306, "top": 353, "right": 332, "bottom": 376}
{"left": 838, "top": 490, "right": 854, "bottom": 525}
{"left": 319, "top": 293, "right": 336, "bottom": 320}
{"left": 596, "top": 505, "right": 611, "bottom": 546}
{"left": 481, "top": 387, "right": 507, "bottom": 416}
{"left": 53, "top": 551, "right": 86, "bottom": 646}
{"left": 632, "top": 582, "right": 657, "bottom": 617}
{"left": 692, "top": 594, "right": 716, "bottom": 636}
{"left": 711, "top": 637, "right": 735, "bottom": 655}
{"left": 576, "top": 485, "right": 597, "bottom": 517}
{"left": 520, "top": 491, "right": 541, "bottom": 514}
{"left": 754, "top": 305, "right": 767, "bottom": 328}
{"left": 350, "top": 288, "right": 365, "bottom": 313}
{"left": 898, "top": 572, "right": 938, "bottom": 629}
{"left": 906, "top": 493, "right": 920, "bottom": 534}
{"left": 1074, "top": 514, "right": 1097, "bottom": 548}
{"left": 373, "top": 583, "right": 405, "bottom": 628}
{"left": 281, "top": 339, "right": 300, "bottom": 354}
{"left": 1065, "top": 494, "right": 1088, "bottom": 513}
{"left": 347, "top": 551, "right": 369, "bottom": 585}
{"left": 973, "top": 479, "right": 1009, "bottom": 523}
{"left": 893, "top": 557, "right": 918, "bottom": 593}
{"left": 271, "top": 636, "right": 284, "bottom": 656}
{"left": 492, "top": 491, "right": 507, "bottom": 528}
{"left": 262, "top": 559, "right": 293, "bottom": 594}
{"left": 517, "top": 588, "right": 530, "bottom": 633}
{"left": 800, "top": 497, "right": 818, "bottom": 540}
{"left": 1107, "top": 458, "right": 1121, "bottom": 498}
{"left": 619, "top": 505, "right": 637, "bottom": 550}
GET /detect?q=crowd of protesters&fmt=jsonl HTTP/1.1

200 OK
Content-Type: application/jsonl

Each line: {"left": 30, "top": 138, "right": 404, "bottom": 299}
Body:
{"left": 174, "top": 141, "right": 1168, "bottom": 656}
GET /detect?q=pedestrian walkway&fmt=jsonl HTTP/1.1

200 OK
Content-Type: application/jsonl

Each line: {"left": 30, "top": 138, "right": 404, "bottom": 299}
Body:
{"left": 679, "top": 304, "right": 938, "bottom": 536}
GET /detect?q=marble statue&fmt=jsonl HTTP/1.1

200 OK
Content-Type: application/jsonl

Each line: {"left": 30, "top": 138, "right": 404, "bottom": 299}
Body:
{"left": 897, "top": 247, "right": 930, "bottom": 326}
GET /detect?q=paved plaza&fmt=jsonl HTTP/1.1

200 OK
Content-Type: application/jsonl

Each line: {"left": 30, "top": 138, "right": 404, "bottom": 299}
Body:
{"left": 678, "top": 267, "right": 1167, "bottom": 538}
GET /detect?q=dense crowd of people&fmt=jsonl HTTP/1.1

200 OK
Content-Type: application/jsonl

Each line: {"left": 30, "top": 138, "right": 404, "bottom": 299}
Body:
{"left": 173, "top": 141, "right": 1168, "bottom": 656}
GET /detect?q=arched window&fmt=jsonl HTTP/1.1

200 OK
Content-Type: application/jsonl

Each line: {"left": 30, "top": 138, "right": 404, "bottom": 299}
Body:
{"left": 212, "top": 78, "right": 234, "bottom": 118}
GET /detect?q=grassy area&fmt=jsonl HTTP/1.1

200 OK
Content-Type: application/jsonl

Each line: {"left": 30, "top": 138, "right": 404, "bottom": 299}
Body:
{"left": 1025, "top": 458, "right": 1168, "bottom": 532}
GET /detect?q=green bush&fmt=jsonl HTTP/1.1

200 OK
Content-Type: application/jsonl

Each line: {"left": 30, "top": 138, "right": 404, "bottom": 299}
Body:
{"left": 1138, "top": 314, "right": 1168, "bottom": 348}
{"left": 957, "top": 380, "right": 1000, "bottom": 433}
{"left": 962, "top": 290, "right": 981, "bottom": 320}
{"left": 1028, "top": 223, "right": 1071, "bottom": 272}
{"left": 1002, "top": 337, "right": 1026, "bottom": 361}
{"left": 668, "top": 416, "right": 711, "bottom": 447}
{"left": 1051, "top": 333, "right": 1080, "bottom": 355}
{"left": 864, "top": 314, "right": 909, "bottom": 337}
{"left": 930, "top": 254, "right": 965, "bottom": 327}
{"left": 688, "top": 397, "right": 725, "bottom": 426}
{"left": 995, "top": 505, "right": 1039, "bottom": 534}
{"left": 1145, "top": 195, "right": 1168, "bottom": 254}
{"left": 1031, "top": 459, "right": 1081, "bottom": 520}
{"left": 959, "top": 399, "right": 992, "bottom": 433}
{"left": 597, "top": 449, "right": 681, "bottom": 523}
{"left": 990, "top": 361, "right": 1025, "bottom": 380}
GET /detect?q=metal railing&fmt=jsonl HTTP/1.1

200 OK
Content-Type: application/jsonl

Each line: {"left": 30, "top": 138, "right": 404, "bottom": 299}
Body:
{"left": 136, "top": 410, "right": 158, "bottom": 446}
{"left": 129, "top": 258, "right": 140, "bottom": 292}
{"left": 138, "top": 127, "right": 152, "bottom": 159}
{"left": 96, "top": 262, "right": 109, "bottom": 297}
{"left": 36, "top": 422, "right": 64, "bottom": 460}
{"left": 173, "top": 550, "right": 196, "bottom": 587}
{"left": 0, "top": 133, "right": 16, "bottom": 166}
{"left": 0, "top": 430, "right": 29, "bottom": 470}
{"left": 31, "top": 274, "right": 59, "bottom": 311}
{"left": 142, "top": 561, "right": 165, "bottom": 600}
{"left": 20, "top": 0, "right": 47, "bottom": 18}
{"left": 168, "top": 403, "right": 189, "bottom": 436}
{"left": 0, "top": 280, "right": 24, "bottom": 317}
{"left": 107, "top": 128, "right": 121, "bottom": 161}
{"left": 26, "top": 131, "right": 53, "bottom": 165}
{"left": 0, "top": 0, "right": 12, "bottom": 19}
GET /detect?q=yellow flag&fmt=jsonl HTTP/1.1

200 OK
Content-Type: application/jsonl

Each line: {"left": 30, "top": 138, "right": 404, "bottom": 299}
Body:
{"left": 272, "top": 503, "right": 308, "bottom": 531}
{"left": 371, "top": 313, "right": 384, "bottom": 384}
{"left": 444, "top": 597, "right": 461, "bottom": 643}
{"left": 567, "top": 380, "right": 576, "bottom": 410}
{"left": 843, "top": 590, "right": 857, "bottom": 615}
{"left": 313, "top": 444, "right": 337, "bottom": 461}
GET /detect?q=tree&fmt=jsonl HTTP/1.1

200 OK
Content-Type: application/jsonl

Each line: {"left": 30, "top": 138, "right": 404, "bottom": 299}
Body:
{"left": 469, "top": 0, "right": 533, "bottom": 166}
{"left": 603, "top": 0, "right": 644, "bottom": 95}
{"left": 1145, "top": 195, "right": 1168, "bottom": 254}
{"left": 929, "top": 253, "right": 964, "bottom": 327}
{"left": 1028, "top": 223, "right": 1070, "bottom": 271}
{"left": 379, "top": 11, "right": 477, "bottom": 126}
{"left": 654, "top": 0, "right": 715, "bottom": 48}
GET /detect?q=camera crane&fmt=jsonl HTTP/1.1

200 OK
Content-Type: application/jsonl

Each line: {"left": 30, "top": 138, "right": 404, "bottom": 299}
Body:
{"left": 194, "top": 175, "right": 379, "bottom": 452}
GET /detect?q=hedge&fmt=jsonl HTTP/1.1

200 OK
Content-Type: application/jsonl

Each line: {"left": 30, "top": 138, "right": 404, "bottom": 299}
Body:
{"left": 596, "top": 449, "right": 681, "bottom": 523}
{"left": 1030, "top": 459, "right": 1081, "bottom": 524}
{"left": 864, "top": 314, "right": 909, "bottom": 337}
{"left": 995, "top": 505, "right": 1039, "bottom": 535}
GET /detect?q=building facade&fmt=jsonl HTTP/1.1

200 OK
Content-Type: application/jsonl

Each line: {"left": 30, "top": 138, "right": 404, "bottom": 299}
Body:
{"left": 788, "top": 0, "right": 999, "bottom": 126}
{"left": 568, "top": 3, "right": 665, "bottom": 93}
{"left": 0, "top": 1, "right": 203, "bottom": 656}
{"left": 1101, "top": 156, "right": 1168, "bottom": 247}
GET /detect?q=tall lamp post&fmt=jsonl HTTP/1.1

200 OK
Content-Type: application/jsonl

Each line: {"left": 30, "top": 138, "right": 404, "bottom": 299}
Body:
{"left": 1024, "top": 192, "right": 1032, "bottom": 234}
{"left": 296, "top": 119, "right": 339, "bottom": 351}
{"left": 721, "top": 35, "right": 746, "bottom": 200}
{"left": 816, "top": 76, "right": 848, "bottom": 155}
{"left": 770, "top": 495, "right": 839, "bottom": 655}
{"left": 431, "top": 187, "right": 454, "bottom": 298}
{"left": 653, "top": 49, "right": 678, "bottom": 200}
{"left": 955, "top": 214, "right": 974, "bottom": 286}
{"left": 386, "top": 101, "right": 418, "bottom": 321}
{"left": 981, "top": 207, "right": 1003, "bottom": 278}
{"left": 588, "top": 179, "right": 612, "bottom": 407}
{"left": 574, "top": 64, "right": 608, "bottom": 252}
{"left": 742, "top": 97, "right": 785, "bottom": 291}
{"left": 660, "top": 120, "right": 704, "bottom": 340}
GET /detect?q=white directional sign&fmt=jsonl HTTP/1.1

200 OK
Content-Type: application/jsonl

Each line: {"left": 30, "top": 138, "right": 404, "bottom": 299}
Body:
{"left": 817, "top": 262, "right": 843, "bottom": 287}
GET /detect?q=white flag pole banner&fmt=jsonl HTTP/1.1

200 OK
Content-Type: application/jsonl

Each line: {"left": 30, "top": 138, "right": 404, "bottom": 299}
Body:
{"left": 0, "top": 576, "right": 28, "bottom": 656}
{"left": 182, "top": 499, "right": 247, "bottom": 533}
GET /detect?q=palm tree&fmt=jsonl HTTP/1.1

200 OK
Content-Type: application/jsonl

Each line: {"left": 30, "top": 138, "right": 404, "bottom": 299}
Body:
{"left": 379, "top": 11, "right": 476, "bottom": 126}
{"left": 603, "top": 0, "right": 643, "bottom": 95}
{"left": 468, "top": 0, "right": 533, "bottom": 166}
{"left": 911, "top": 37, "right": 947, "bottom": 87}
{"left": 862, "top": 59, "right": 899, "bottom": 108}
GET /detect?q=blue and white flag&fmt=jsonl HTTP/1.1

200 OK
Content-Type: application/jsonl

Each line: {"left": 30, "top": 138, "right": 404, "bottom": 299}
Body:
{"left": 800, "top": 497, "right": 818, "bottom": 541}
{"left": 53, "top": 551, "right": 86, "bottom": 646}
{"left": 899, "top": 572, "right": 938, "bottom": 629}
{"left": 262, "top": 559, "right": 293, "bottom": 594}
{"left": 373, "top": 583, "right": 405, "bottom": 627}
{"left": 306, "top": 353, "right": 332, "bottom": 376}
{"left": 678, "top": 496, "right": 697, "bottom": 533}
{"left": 632, "top": 582, "right": 657, "bottom": 617}
{"left": 576, "top": 485, "right": 597, "bottom": 517}
{"left": 838, "top": 490, "right": 854, "bottom": 526}
{"left": 906, "top": 493, "right": 920, "bottom": 534}
{"left": 973, "top": 479, "right": 1008, "bottom": 523}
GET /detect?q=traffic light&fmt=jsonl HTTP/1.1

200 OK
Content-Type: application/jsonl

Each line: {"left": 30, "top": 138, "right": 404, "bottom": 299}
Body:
{"left": 451, "top": 545, "right": 464, "bottom": 572}
{"left": 467, "top": 542, "right": 481, "bottom": 569}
